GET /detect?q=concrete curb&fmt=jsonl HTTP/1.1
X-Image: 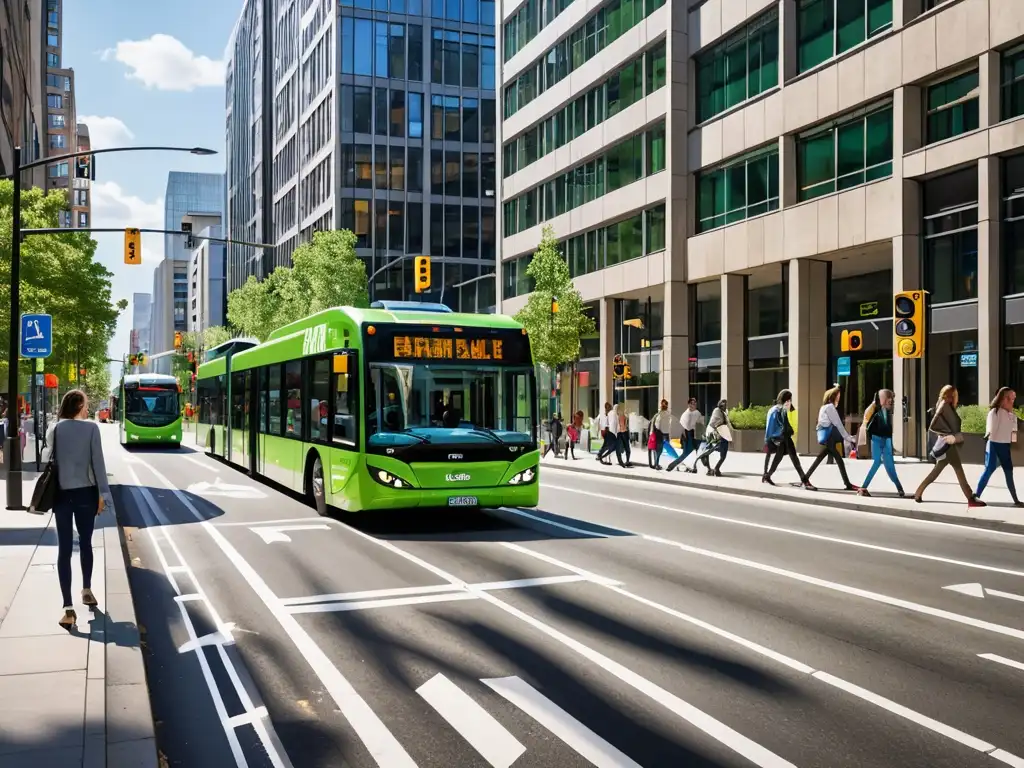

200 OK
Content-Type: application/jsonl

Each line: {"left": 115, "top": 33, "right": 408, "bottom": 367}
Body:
{"left": 540, "top": 460, "right": 1024, "bottom": 536}
{"left": 102, "top": 510, "right": 159, "bottom": 768}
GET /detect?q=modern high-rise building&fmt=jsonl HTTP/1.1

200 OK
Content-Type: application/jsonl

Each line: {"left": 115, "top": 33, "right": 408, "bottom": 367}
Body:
{"left": 497, "top": 0, "right": 1024, "bottom": 456}
{"left": 187, "top": 225, "right": 228, "bottom": 335}
{"left": 130, "top": 293, "right": 152, "bottom": 356}
{"left": 0, "top": 0, "right": 45, "bottom": 188}
{"left": 43, "top": 0, "right": 92, "bottom": 228}
{"left": 225, "top": 0, "right": 500, "bottom": 313}
{"left": 150, "top": 172, "right": 226, "bottom": 357}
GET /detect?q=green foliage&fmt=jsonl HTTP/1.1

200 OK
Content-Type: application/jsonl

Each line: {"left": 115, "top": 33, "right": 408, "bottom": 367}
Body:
{"left": 227, "top": 229, "right": 369, "bottom": 341}
{"left": 957, "top": 404, "right": 988, "bottom": 434}
{"left": 513, "top": 226, "right": 595, "bottom": 370}
{"left": 0, "top": 180, "right": 121, "bottom": 393}
{"left": 202, "top": 325, "right": 233, "bottom": 349}
{"left": 727, "top": 404, "right": 770, "bottom": 430}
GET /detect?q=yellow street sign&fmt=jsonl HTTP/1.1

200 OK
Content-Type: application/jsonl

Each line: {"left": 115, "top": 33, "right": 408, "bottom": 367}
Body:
{"left": 124, "top": 228, "right": 141, "bottom": 265}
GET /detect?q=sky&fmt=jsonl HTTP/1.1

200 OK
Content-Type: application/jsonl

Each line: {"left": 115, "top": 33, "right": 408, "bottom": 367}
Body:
{"left": 62, "top": 0, "right": 242, "bottom": 376}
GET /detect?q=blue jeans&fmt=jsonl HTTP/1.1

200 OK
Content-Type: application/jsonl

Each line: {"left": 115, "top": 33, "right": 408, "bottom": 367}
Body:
{"left": 975, "top": 441, "right": 1018, "bottom": 502}
{"left": 862, "top": 436, "right": 902, "bottom": 491}
{"left": 55, "top": 486, "right": 98, "bottom": 608}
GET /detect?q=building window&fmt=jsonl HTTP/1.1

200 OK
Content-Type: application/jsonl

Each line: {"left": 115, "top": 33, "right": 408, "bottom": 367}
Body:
{"left": 797, "top": 0, "right": 892, "bottom": 74}
{"left": 796, "top": 101, "right": 892, "bottom": 201}
{"left": 47, "top": 53, "right": 59, "bottom": 67}
{"left": 1001, "top": 43, "right": 1024, "bottom": 122}
{"left": 1002, "top": 154, "right": 1024, "bottom": 296}
{"left": 696, "top": 9, "right": 778, "bottom": 123}
{"left": 48, "top": 133, "right": 66, "bottom": 149}
{"left": 923, "top": 167, "right": 978, "bottom": 305}
{"left": 926, "top": 70, "right": 979, "bottom": 144}
{"left": 47, "top": 33, "right": 58, "bottom": 47}
{"left": 47, "top": 94, "right": 62, "bottom": 109}
{"left": 697, "top": 146, "right": 779, "bottom": 233}
{"left": 47, "top": 161, "right": 68, "bottom": 178}
{"left": 78, "top": 212, "right": 88, "bottom": 227}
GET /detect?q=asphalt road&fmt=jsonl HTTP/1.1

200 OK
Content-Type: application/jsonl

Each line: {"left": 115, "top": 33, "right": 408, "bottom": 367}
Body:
{"left": 101, "top": 426, "right": 1024, "bottom": 768}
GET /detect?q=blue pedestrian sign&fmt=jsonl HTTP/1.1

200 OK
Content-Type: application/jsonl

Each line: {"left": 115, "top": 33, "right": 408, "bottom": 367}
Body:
{"left": 837, "top": 355, "right": 851, "bottom": 377}
{"left": 20, "top": 314, "right": 52, "bottom": 358}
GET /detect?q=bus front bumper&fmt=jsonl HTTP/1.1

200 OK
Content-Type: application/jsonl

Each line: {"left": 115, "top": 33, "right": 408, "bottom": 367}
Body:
{"left": 356, "top": 482, "right": 539, "bottom": 511}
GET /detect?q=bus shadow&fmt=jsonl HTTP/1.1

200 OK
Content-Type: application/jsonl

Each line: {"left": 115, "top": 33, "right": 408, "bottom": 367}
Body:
{"left": 123, "top": 443, "right": 200, "bottom": 454}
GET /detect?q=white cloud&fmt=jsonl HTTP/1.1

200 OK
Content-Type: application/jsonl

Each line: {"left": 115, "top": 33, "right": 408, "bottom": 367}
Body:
{"left": 101, "top": 34, "right": 225, "bottom": 92}
{"left": 78, "top": 116, "right": 134, "bottom": 150}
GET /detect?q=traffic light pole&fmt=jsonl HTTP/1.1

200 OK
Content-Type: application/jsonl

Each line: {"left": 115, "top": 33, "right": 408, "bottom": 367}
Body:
{"left": 5, "top": 147, "right": 24, "bottom": 508}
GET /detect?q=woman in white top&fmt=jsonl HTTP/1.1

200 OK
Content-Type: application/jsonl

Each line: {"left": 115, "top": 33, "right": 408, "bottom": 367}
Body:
{"left": 974, "top": 387, "right": 1021, "bottom": 506}
{"left": 650, "top": 399, "right": 672, "bottom": 469}
{"left": 667, "top": 398, "right": 702, "bottom": 473}
{"left": 803, "top": 386, "right": 858, "bottom": 491}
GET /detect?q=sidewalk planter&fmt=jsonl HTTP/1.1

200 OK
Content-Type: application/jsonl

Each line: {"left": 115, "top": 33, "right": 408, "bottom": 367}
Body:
{"left": 729, "top": 428, "right": 765, "bottom": 453}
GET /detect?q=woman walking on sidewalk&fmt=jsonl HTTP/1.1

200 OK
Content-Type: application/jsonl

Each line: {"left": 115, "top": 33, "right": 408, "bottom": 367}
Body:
{"left": 595, "top": 403, "right": 616, "bottom": 465}
{"left": 763, "top": 390, "right": 812, "bottom": 488}
{"left": 46, "top": 389, "right": 113, "bottom": 630}
{"left": 804, "top": 387, "right": 858, "bottom": 491}
{"left": 858, "top": 389, "right": 905, "bottom": 498}
{"left": 651, "top": 400, "right": 672, "bottom": 470}
{"left": 692, "top": 399, "right": 732, "bottom": 476}
{"left": 974, "top": 387, "right": 1022, "bottom": 506}
{"left": 914, "top": 385, "right": 985, "bottom": 507}
{"left": 614, "top": 403, "right": 632, "bottom": 467}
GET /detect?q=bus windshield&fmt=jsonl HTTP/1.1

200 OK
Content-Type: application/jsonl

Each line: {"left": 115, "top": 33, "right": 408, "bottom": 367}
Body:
{"left": 366, "top": 363, "right": 535, "bottom": 447}
{"left": 124, "top": 387, "right": 179, "bottom": 428}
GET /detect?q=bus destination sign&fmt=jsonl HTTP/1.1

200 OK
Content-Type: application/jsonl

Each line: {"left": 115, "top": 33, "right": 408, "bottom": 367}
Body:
{"left": 393, "top": 336, "right": 502, "bottom": 361}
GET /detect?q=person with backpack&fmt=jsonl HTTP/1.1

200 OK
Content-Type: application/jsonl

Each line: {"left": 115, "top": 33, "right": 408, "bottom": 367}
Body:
{"left": 857, "top": 389, "right": 904, "bottom": 497}
{"left": 763, "top": 389, "right": 813, "bottom": 487}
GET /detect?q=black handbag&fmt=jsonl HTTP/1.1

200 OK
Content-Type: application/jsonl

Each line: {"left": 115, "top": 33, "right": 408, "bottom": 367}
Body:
{"left": 29, "top": 423, "right": 59, "bottom": 513}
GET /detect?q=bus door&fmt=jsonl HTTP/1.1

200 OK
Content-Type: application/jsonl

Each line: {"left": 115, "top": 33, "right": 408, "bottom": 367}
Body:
{"left": 246, "top": 369, "right": 257, "bottom": 475}
{"left": 238, "top": 369, "right": 253, "bottom": 472}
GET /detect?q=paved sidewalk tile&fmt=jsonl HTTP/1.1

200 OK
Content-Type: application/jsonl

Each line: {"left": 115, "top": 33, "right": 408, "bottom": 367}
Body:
{"left": 0, "top": 634, "right": 87, "bottom": 676}
{"left": 0, "top": 745, "right": 83, "bottom": 768}
{"left": 0, "top": 670, "right": 86, "bottom": 756}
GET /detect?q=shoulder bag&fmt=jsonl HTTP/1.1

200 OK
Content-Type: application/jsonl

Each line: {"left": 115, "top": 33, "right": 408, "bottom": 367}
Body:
{"left": 29, "top": 423, "right": 59, "bottom": 513}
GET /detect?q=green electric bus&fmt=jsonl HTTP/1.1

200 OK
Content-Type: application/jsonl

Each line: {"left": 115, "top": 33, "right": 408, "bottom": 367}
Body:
{"left": 195, "top": 302, "right": 539, "bottom": 514}
{"left": 119, "top": 374, "right": 183, "bottom": 446}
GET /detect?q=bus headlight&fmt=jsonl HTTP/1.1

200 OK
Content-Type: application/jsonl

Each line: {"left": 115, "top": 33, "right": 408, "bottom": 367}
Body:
{"left": 507, "top": 467, "right": 537, "bottom": 485}
{"left": 370, "top": 467, "right": 411, "bottom": 489}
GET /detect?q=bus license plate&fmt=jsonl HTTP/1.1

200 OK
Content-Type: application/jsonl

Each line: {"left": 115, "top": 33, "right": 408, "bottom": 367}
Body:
{"left": 448, "top": 496, "right": 478, "bottom": 507}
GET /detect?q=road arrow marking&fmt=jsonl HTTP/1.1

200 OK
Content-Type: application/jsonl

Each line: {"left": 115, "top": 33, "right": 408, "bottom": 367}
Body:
{"left": 943, "top": 583, "right": 1024, "bottom": 602}
{"left": 187, "top": 478, "right": 266, "bottom": 499}
{"left": 250, "top": 524, "right": 330, "bottom": 544}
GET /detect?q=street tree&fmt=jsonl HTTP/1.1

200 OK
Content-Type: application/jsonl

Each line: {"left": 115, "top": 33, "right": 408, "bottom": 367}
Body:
{"left": 227, "top": 229, "right": 369, "bottom": 340}
{"left": 202, "top": 325, "right": 234, "bottom": 349}
{"left": 513, "top": 226, "right": 594, "bottom": 370}
{"left": 0, "top": 180, "right": 121, "bottom": 394}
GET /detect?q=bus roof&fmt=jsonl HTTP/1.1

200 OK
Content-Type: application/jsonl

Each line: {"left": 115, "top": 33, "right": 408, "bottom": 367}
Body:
{"left": 122, "top": 373, "right": 178, "bottom": 387}
{"left": 266, "top": 305, "right": 522, "bottom": 341}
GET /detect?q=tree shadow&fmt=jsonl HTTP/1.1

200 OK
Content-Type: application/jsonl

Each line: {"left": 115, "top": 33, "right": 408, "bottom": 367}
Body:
{"left": 111, "top": 484, "right": 224, "bottom": 528}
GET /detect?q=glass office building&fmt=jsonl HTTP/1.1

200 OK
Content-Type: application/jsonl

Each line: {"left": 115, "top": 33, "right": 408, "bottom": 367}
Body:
{"left": 226, "top": 0, "right": 499, "bottom": 313}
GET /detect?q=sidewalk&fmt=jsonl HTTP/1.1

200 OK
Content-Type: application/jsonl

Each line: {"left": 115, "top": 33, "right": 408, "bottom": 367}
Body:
{"left": 0, "top": 471, "right": 157, "bottom": 767}
{"left": 541, "top": 444, "right": 1024, "bottom": 533}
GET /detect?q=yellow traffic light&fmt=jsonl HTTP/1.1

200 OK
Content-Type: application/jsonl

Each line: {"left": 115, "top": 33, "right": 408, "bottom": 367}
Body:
{"left": 174, "top": 331, "right": 183, "bottom": 350}
{"left": 894, "top": 291, "right": 927, "bottom": 359}
{"left": 551, "top": 296, "right": 559, "bottom": 314}
{"left": 840, "top": 329, "right": 863, "bottom": 352}
{"left": 124, "top": 228, "right": 141, "bottom": 265}
{"left": 414, "top": 256, "right": 430, "bottom": 293}
{"left": 623, "top": 363, "right": 632, "bottom": 379}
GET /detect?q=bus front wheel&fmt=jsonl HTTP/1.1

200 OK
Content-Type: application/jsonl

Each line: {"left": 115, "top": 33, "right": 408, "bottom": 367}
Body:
{"left": 308, "top": 455, "right": 327, "bottom": 517}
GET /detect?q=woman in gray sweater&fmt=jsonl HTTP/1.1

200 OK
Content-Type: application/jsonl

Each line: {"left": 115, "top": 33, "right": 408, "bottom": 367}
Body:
{"left": 43, "top": 389, "right": 113, "bottom": 629}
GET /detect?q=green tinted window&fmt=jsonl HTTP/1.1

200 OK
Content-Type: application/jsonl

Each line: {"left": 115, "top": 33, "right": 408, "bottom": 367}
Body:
{"left": 798, "top": 0, "right": 891, "bottom": 74}
{"left": 696, "top": 9, "right": 779, "bottom": 123}
{"left": 1002, "top": 44, "right": 1024, "bottom": 121}
{"left": 696, "top": 147, "right": 780, "bottom": 233}
{"left": 797, "top": 104, "right": 893, "bottom": 201}
{"left": 926, "top": 71, "right": 980, "bottom": 143}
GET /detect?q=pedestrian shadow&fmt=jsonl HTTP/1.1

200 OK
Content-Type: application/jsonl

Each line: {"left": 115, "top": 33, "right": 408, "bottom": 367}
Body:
{"left": 68, "top": 606, "right": 141, "bottom": 649}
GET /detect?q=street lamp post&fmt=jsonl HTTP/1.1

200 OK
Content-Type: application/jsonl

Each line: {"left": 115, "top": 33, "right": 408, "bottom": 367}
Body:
{"left": 4, "top": 144, "right": 216, "bottom": 510}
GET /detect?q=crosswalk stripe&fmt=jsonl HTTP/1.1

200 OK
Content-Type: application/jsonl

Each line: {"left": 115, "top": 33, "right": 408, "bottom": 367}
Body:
{"left": 483, "top": 676, "right": 642, "bottom": 768}
{"left": 417, "top": 673, "right": 526, "bottom": 767}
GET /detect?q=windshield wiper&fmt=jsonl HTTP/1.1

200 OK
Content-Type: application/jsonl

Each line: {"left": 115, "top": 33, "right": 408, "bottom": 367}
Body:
{"left": 467, "top": 427, "right": 503, "bottom": 443}
{"left": 398, "top": 428, "right": 431, "bottom": 444}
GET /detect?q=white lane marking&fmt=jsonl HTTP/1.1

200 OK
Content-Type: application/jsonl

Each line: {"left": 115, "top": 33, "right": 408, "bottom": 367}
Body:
{"left": 285, "top": 576, "right": 601, "bottom": 614}
{"left": 131, "top": 457, "right": 418, "bottom": 768}
{"left": 497, "top": 507, "right": 609, "bottom": 537}
{"left": 288, "top": 592, "right": 479, "bottom": 614}
{"left": 483, "top": 676, "right": 642, "bottom": 768}
{"left": 979, "top": 653, "right": 1024, "bottom": 673}
{"left": 499, "top": 506, "right": 1024, "bottom": 643}
{"left": 945, "top": 583, "right": 1024, "bottom": 602}
{"left": 539, "top": 483, "right": 1024, "bottom": 578}
{"left": 188, "top": 478, "right": 267, "bottom": 499}
{"left": 250, "top": 524, "right": 331, "bottom": 544}
{"left": 281, "top": 584, "right": 459, "bottom": 606}
{"left": 226, "top": 707, "right": 269, "bottom": 729}
{"left": 992, "top": 750, "right": 1024, "bottom": 768}
{"left": 505, "top": 540, "right": 1024, "bottom": 765}
{"left": 336, "top": 521, "right": 795, "bottom": 768}
{"left": 179, "top": 626, "right": 236, "bottom": 655}
{"left": 124, "top": 481, "right": 261, "bottom": 768}
{"left": 216, "top": 516, "right": 336, "bottom": 528}
{"left": 126, "top": 472, "right": 292, "bottom": 767}
{"left": 812, "top": 672, "right": 996, "bottom": 752}
{"left": 540, "top": 470, "right": 1024, "bottom": 540}
{"left": 183, "top": 455, "right": 219, "bottom": 472}
{"left": 499, "top": 542, "right": 621, "bottom": 586}
{"left": 416, "top": 674, "right": 526, "bottom": 768}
